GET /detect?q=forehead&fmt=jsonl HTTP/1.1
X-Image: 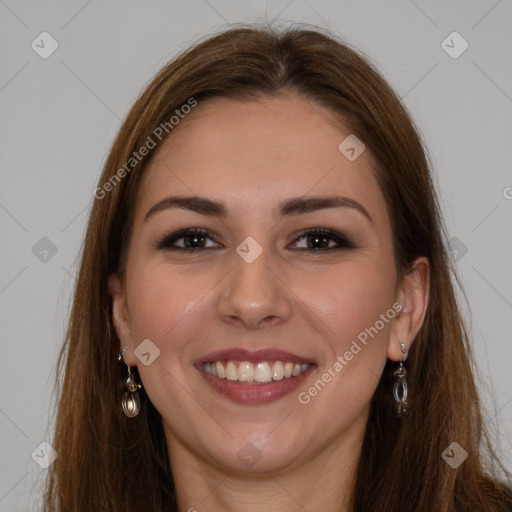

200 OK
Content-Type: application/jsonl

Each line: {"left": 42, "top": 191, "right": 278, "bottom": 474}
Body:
{"left": 136, "top": 94, "right": 387, "bottom": 223}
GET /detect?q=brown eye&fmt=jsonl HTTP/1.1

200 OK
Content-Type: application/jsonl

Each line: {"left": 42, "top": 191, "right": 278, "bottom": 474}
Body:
{"left": 156, "top": 229, "right": 220, "bottom": 251}
{"left": 291, "top": 229, "right": 355, "bottom": 251}
{"left": 156, "top": 227, "right": 355, "bottom": 253}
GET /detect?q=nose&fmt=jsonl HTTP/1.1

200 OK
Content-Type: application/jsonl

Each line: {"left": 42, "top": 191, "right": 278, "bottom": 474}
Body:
{"left": 216, "top": 249, "right": 293, "bottom": 330}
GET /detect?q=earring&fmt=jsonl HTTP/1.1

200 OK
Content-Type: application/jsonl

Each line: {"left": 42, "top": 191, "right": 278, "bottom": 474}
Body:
{"left": 392, "top": 343, "right": 408, "bottom": 417}
{"left": 118, "top": 347, "right": 142, "bottom": 418}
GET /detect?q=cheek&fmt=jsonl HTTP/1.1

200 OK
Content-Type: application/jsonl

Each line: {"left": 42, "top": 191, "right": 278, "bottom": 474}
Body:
{"left": 127, "top": 251, "right": 396, "bottom": 364}
{"left": 294, "top": 265, "right": 395, "bottom": 414}
{"left": 126, "top": 263, "right": 206, "bottom": 350}
{"left": 299, "top": 260, "right": 395, "bottom": 340}
{"left": 124, "top": 265, "right": 214, "bottom": 422}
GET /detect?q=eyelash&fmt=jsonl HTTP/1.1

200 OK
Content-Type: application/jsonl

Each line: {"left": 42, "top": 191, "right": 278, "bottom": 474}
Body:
{"left": 155, "top": 228, "right": 355, "bottom": 253}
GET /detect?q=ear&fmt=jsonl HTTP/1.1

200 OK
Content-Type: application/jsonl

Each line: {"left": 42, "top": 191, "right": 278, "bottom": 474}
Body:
{"left": 108, "top": 274, "right": 137, "bottom": 366}
{"left": 388, "top": 257, "right": 430, "bottom": 361}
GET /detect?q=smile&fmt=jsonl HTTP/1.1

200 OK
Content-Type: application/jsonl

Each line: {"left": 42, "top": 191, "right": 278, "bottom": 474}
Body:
{"left": 196, "top": 348, "right": 315, "bottom": 404}
{"left": 203, "top": 360, "right": 310, "bottom": 383}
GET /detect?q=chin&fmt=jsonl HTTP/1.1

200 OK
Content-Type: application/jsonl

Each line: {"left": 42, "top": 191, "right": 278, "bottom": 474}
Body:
{"left": 202, "top": 429, "right": 309, "bottom": 475}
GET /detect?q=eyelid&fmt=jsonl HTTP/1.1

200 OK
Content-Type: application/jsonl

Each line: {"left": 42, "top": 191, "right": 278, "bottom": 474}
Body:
{"left": 155, "top": 228, "right": 218, "bottom": 250}
{"left": 155, "top": 227, "right": 355, "bottom": 252}
{"left": 290, "top": 227, "right": 355, "bottom": 250}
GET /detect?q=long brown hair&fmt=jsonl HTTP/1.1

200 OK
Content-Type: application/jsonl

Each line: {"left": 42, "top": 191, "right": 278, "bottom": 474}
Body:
{"left": 44, "top": 24, "right": 512, "bottom": 511}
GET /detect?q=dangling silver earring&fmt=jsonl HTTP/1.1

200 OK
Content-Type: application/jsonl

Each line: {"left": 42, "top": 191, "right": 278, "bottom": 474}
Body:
{"left": 118, "top": 347, "right": 141, "bottom": 418}
{"left": 393, "top": 343, "right": 408, "bottom": 417}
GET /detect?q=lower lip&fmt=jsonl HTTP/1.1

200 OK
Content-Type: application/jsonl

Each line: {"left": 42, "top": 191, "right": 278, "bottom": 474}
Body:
{"left": 197, "top": 365, "right": 314, "bottom": 404}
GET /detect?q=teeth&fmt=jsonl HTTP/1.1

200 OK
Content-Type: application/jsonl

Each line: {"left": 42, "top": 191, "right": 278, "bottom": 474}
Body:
{"left": 226, "top": 361, "right": 238, "bottom": 381}
{"left": 272, "top": 361, "right": 284, "bottom": 380}
{"left": 238, "top": 361, "right": 255, "bottom": 382}
{"left": 216, "top": 361, "right": 225, "bottom": 379}
{"left": 255, "top": 362, "right": 272, "bottom": 383}
{"left": 203, "top": 360, "right": 311, "bottom": 382}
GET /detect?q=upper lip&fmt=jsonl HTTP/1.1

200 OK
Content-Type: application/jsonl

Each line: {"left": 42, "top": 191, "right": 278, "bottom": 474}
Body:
{"left": 197, "top": 348, "right": 315, "bottom": 365}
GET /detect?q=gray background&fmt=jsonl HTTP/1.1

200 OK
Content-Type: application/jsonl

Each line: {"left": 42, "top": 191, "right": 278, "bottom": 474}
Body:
{"left": 1, "top": 1, "right": 511, "bottom": 509}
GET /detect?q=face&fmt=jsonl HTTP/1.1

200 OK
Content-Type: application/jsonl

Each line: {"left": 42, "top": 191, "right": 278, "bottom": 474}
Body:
{"left": 110, "top": 94, "right": 426, "bottom": 475}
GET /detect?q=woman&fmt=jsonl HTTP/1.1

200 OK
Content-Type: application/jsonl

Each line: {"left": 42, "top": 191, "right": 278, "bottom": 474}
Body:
{"left": 44, "top": 25, "right": 512, "bottom": 511}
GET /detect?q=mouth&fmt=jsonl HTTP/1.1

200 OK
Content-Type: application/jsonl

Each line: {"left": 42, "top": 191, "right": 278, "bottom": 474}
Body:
{"left": 195, "top": 348, "right": 316, "bottom": 404}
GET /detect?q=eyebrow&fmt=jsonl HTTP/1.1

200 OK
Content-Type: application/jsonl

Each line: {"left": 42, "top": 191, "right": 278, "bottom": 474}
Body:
{"left": 144, "top": 195, "right": 373, "bottom": 225}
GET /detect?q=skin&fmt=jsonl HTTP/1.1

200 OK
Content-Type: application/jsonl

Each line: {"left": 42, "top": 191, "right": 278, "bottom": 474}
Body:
{"left": 109, "top": 94, "right": 429, "bottom": 511}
